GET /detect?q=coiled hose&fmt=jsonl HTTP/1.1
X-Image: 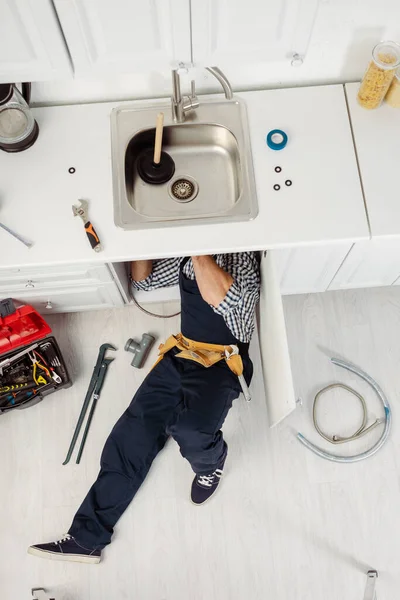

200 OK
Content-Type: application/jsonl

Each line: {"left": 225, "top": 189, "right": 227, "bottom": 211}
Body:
{"left": 297, "top": 358, "right": 391, "bottom": 463}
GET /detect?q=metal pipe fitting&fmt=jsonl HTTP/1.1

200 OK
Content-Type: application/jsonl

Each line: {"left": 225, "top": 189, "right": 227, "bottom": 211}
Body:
{"left": 125, "top": 334, "right": 155, "bottom": 368}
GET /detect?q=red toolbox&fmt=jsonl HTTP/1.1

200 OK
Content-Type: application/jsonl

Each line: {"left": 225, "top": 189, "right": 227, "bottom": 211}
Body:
{"left": 0, "top": 298, "right": 71, "bottom": 414}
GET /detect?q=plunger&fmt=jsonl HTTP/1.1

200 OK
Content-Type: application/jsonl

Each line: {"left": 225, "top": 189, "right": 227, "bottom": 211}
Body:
{"left": 137, "top": 112, "right": 175, "bottom": 184}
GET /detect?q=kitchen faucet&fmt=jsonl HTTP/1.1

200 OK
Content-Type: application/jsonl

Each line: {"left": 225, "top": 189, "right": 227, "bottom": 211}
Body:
{"left": 171, "top": 66, "right": 233, "bottom": 123}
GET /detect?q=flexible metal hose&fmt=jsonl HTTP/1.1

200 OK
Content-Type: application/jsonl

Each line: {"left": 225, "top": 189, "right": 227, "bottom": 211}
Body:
{"left": 297, "top": 358, "right": 391, "bottom": 463}
{"left": 313, "top": 383, "right": 382, "bottom": 444}
{"left": 130, "top": 290, "right": 181, "bottom": 319}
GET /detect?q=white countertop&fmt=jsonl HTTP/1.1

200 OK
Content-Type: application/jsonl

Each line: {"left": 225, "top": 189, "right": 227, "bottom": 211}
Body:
{"left": 345, "top": 82, "right": 400, "bottom": 239}
{"left": 0, "top": 84, "right": 369, "bottom": 269}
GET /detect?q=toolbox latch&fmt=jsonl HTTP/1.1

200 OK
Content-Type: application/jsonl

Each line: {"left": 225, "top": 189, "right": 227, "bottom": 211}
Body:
{"left": 0, "top": 298, "right": 16, "bottom": 318}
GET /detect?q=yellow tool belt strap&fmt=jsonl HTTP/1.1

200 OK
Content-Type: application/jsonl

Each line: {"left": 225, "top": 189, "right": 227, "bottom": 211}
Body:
{"left": 155, "top": 333, "right": 244, "bottom": 377}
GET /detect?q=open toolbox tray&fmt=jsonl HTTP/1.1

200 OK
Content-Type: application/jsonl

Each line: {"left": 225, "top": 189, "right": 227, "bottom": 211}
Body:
{"left": 0, "top": 299, "right": 71, "bottom": 413}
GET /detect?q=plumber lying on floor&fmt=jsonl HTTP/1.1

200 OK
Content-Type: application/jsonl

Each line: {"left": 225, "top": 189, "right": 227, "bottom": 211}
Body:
{"left": 28, "top": 253, "right": 260, "bottom": 564}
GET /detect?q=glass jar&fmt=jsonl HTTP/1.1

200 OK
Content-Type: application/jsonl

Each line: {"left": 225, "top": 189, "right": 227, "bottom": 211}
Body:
{"left": 357, "top": 41, "right": 400, "bottom": 109}
{"left": 385, "top": 67, "right": 400, "bottom": 108}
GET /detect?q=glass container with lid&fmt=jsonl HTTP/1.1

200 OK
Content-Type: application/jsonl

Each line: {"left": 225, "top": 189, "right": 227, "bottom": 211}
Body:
{"left": 357, "top": 41, "right": 400, "bottom": 109}
{"left": 385, "top": 67, "right": 400, "bottom": 108}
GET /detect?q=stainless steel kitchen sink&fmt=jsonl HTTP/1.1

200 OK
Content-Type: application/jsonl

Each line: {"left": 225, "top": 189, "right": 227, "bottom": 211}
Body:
{"left": 111, "top": 98, "right": 258, "bottom": 229}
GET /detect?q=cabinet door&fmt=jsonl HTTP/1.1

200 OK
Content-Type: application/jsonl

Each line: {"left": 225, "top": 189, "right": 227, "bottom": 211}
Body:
{"left": 191, "top": 0, "right": 319, "bottom": 68}
{"left": 274, "top": 243, "right": 353, "bottom": 295}
{"left": 8, "top": 282, "right": 124, "bottom": 313}
{"left": 258, "top": 251, "right": 296, "bottom": 426}
{"left": 329, "top": 239, "right": 400, "bottom": 291}
{"left": 53, "top": 0, "right": 191, "bottom": 76}
{"left": 0, "top": 0, "right": 72, "bottom": 83}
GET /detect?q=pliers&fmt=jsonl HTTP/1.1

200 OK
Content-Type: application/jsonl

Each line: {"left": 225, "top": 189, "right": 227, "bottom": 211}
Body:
{"left": 28, "top": 350, "right": 63, "bottom": 386}
{"left": 29, "top": 352, "right": 50, "bottom": 385}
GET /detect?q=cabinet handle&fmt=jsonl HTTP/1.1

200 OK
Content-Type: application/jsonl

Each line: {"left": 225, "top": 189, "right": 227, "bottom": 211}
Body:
{"left": 45, "top": 301, "right": 53, "bottom": 309}
{"left": 25, "top": 280, "right": 35, "bottom": 288}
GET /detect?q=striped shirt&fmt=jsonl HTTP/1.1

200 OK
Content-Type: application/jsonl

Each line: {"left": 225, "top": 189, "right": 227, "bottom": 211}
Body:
{"left": 131, "top": 253, "right": 260, "bottom": 343}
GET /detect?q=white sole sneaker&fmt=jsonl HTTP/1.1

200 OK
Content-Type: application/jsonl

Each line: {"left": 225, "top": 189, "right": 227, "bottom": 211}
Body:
{"left": 27, "top": 546, "right": 101, "bottom": 564}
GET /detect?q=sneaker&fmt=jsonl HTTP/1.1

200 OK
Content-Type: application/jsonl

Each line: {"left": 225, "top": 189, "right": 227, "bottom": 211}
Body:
{"left": 28, "top": 534, "right": 101, "bottom": 564}
{"left": 191, "top": 457, "right": 226, "bottom": 506}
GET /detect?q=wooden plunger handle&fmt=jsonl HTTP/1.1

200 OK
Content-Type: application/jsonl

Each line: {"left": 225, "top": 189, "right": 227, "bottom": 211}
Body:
{"left": 153, "top": 112, "right": 164, "bottom": 165}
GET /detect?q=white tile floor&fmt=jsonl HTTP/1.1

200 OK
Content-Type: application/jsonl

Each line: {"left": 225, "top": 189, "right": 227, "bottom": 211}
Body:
{"left": 1, "top": 288, "right": 400, "bottom": 600}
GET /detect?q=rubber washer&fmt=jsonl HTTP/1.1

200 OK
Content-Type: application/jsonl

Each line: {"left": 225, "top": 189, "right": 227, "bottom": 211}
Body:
{"left": 68, "top": 167, "right": 76, "bottom": 174}
{"left": 274, "top": 166, "right": 282, "bottom": 173}
{"left": 266, "top": 129, "right": 288, "bottom": 151}
{"left": 273, "top": 184, "right": 281, "bottom": 191}
{"left": 285, "top": 179, "right": 292, "bottom": 187}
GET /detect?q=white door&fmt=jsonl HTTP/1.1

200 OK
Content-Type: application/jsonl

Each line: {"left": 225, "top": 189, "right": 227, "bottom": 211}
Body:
{"left": 190, "top": 0, "right": 320, "bottom": 68}
{"left": 53, "top": 0, "right": 192, "bottom": 76}
{"left": 9, "top": 282, "right": 124, "bottom": 313}
{"left": 274, "top": 243, "right": 353, "bottom": 295}
{"left": 258, "top": 251, "right": 296, "bottom": 426}
{"left": 0, "top": 0, "right": 72, "bottom": 83}
{"left": 329, "top": 239, "right": 400, "bottom": 291}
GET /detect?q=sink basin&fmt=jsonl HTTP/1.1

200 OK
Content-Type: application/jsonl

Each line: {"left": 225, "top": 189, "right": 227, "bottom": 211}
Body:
{"left": 111, "top": 99, "right": 258, "bottom": 229}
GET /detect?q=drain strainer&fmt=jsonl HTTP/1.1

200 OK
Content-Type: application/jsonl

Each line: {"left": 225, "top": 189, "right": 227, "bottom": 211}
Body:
{"left": 169, "top": 176, "right": 199, "bottom": 203}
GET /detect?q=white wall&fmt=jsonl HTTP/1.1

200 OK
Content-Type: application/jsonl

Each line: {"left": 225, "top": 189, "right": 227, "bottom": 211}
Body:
{"left": 31, "top": 0, "right": 400, "bottom": 106}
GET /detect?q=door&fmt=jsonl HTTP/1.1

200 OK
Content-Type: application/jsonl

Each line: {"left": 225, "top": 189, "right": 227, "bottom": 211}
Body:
{"left": 0, "top": 0, "right": 72, "bottom": 83}
{"left": 258, "top": 251, "right": 296, "bottom": 426}
{"left": 329, "top": 239, "right": 400, "bottom": 291}
{"left": 53, "top": 0, "right": 192, "bottom": 76}
{"left": 190, "top": 0, "right": 320, "bottom": 68}
{"left": 9, "top": 282, "right": 124, "bottom": 313}
{"left": 274, "top": 243, "right": 353, "bottom": 295}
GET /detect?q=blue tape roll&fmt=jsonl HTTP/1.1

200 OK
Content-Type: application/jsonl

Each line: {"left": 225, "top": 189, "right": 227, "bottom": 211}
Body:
{"left": 266, "top": 129, "right": 288, "bottom": 151}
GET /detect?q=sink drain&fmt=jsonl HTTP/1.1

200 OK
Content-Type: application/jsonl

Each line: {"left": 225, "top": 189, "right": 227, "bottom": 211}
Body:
{"left": 169, "top": 176, "right": 198, "bottom": 203}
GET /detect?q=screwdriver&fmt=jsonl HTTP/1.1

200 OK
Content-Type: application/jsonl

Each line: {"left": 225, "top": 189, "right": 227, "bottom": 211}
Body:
{"left": 0, "top": 221, "right": 33, "bottom": 248}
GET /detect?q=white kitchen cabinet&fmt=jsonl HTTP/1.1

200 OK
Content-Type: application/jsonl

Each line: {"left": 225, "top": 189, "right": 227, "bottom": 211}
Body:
{"left": 345, "top": 83, "right": 400, "bottom": 239}
{"left": 53, "top": 0, "right": 191, "bottom": 76}
{"left": 258, "top": 251, "right": 296, "bottom": 426}
{"left": 190, "top": 0, "right": 319, "bottom": 68}
{"left": 0, "top": 0, "right": 72, "bottom": 83}
{"left": 10, "top": 282, "right": 124, "bottom": 313}
{"left": 274, "top": 243, "right": 353, "bottom": 295}
{"left": 0, "top": 262, "right": 124, "bottom": 313}
{"left": 0, "top": 262, "right": 113, "bottom": 293}
{"left": 329, "top": 239, "right": 400, "bottom": 291}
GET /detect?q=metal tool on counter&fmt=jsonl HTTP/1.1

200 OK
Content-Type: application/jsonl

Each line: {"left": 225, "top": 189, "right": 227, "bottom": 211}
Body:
{"left": 72, "top": 199, "right": 102, "bottom": 253}
{"left": 63, "top": 343, "right": 116, "bottom": 465}
{"left": 125, "top": 334, "right": 155, "bottom": 368}
{"left": 363, "top": 570, "right": 378, "bottom": 600}
{"left": 0, "top": 221, "right": 33, "bottom": 248}
{"left": 297, "top": 358, "right": 391, "bottom": 463}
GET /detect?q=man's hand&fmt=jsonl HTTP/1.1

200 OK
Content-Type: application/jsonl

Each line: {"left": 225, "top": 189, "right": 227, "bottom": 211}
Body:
{"left": 191, "top": 255, "right": 233, "bottom": 307}
{"left": 131, "top": 260, "right": 153, "bottom": 282}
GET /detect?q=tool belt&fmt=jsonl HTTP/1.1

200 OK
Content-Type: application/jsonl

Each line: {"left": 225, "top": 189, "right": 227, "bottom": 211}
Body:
{"left": 155, "top": 333, "right": 244, "bottom": 377}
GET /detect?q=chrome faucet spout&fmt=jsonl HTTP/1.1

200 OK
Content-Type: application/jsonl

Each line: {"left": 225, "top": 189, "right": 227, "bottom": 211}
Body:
{"left": 206, "top": 66, "right": 233, "bottom": 100}
{"left": 170, "top": 66, "right": 232, "bottom": 122}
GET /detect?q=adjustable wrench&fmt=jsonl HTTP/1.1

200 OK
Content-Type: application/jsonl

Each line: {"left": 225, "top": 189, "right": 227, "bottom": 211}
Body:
{"left": 72, "top": 199, "right": 102, "bottom": 252}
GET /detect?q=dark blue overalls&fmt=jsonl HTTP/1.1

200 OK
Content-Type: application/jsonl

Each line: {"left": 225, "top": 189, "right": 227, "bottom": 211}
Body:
{"left": 69, "top": 258, "right": 253, "bottom": 549}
